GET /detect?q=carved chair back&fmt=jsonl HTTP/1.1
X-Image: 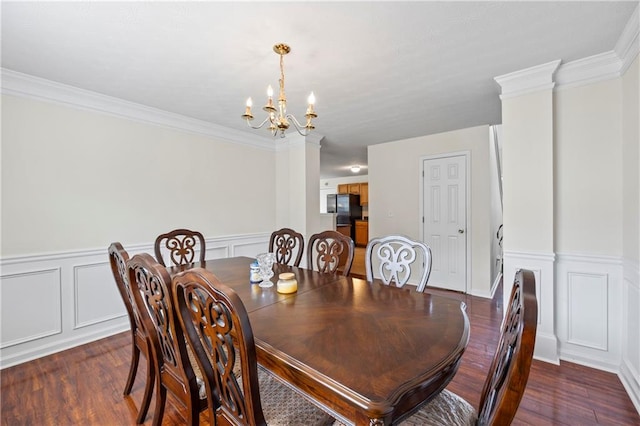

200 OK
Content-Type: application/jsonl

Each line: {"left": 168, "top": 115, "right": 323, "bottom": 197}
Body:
{"left": 173, "top": 268, "right": 268, "bottom": 426}
{"left": 108, "top": 243, "right": 154, "bottom": 423}
{"left": 477, "top": 269, "right": 538, "bottom": 425}
{"left": 128, "top": 253, "right": 205, "bottom": 426}
{"left": 154, "top": 228, "right": 206, "bottom": 267}
{"left": 307, "top": 230, "right": 355, "bottom": 276}
{"left": 269, "top": 227, "right": 304, "bottom": 267}
{"left": 109, "top": 242, "right": 144, "bottom": 350}
{"left": 364, "top": 235, "right": 433, "bottom": 292}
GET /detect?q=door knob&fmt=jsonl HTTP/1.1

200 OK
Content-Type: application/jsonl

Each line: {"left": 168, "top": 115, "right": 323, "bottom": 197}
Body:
{"left": 458, "top": 229, "right": 464, "bottom": 234}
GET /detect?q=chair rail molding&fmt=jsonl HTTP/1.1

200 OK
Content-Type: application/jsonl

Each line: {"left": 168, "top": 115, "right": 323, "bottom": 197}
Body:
{"left": 0, "top": 232, "right": 270, "bottom": 369}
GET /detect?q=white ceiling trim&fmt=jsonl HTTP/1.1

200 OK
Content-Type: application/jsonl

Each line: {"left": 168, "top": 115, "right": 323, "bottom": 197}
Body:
{"left": 495, "top": 46, "right": 632, "bottom": 98}
{"left": 615, "top": 3, "right": 639, "bottom": 74}
{"left": 495, "top": 6, "right": 638, "bottom": 98}
{"left": 554, "top": 51, "right": 622, "bottom": 91}
{"left": 494, "top": 60, "right": 561, "bottom": 99}
{"left": 0, "top": 68, "right": 275, "bottom": 151}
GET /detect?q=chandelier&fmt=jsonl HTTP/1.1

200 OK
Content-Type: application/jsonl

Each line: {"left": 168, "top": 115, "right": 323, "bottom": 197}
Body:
{"left": 241, "top": 43, "right": 317, "bottom": 137}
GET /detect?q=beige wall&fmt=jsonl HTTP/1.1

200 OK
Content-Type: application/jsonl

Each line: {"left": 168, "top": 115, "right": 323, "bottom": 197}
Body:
{"left": 368, "top": 125, "right": 492, "bottom": 296}
{"left": 502, "top": 90, "right": 554, "bottom": 253}
{"left": 622, "top": 56, "right": 640, "bottom": 263}
{"left": 1, "top": 94, "right": 277, "bottom": 256}
{"left": 555, "top": 79, "right": 623, "bottom": 255}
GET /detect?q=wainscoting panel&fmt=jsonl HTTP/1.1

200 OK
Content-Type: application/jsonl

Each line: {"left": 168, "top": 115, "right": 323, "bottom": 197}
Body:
{"left": 74, "top": 261, "right": 126, "bottom": 329}
{"left": 0, "top": 232, "right": 270, "bottom": 368}
{"left": 231, "top": 239, "right": 269, "bottom": 258}
{"left": 566, "top": 272, "right": 608, "bottom": 350}
{"left": 556, "top": 253, "right": 623, "bottom": 372}
{"left": 204, "top": 244, "right": 230, "bottom": 260}
{"left": 0, "top": 268, "right": 62, "bottom": 348}
{"left": 620, "top": 258, "right": 640, "bottom": 413}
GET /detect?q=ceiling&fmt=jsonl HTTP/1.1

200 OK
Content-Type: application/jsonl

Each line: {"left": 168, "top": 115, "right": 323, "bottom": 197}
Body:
{"left": 1, "top": 1, "right": 637, "bottom": 178}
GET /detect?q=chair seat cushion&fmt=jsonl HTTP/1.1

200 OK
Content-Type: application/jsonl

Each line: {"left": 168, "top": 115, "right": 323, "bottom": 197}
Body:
{"left": 400, "top": 389, "right": 477, "bottom": 426}
{"left": 257, "top": 366, "right": 335, "bottom": 426}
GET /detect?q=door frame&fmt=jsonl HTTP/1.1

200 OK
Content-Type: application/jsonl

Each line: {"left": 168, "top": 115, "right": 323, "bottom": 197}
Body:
{"left": 419, "top": 151, "right": 471, "bottom": 293}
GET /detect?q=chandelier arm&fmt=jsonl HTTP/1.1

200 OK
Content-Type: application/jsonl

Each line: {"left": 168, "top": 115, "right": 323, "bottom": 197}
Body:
{"left": 286, "top": 114, "right": 312, "bottom": 137}
{"left": 245, "top": 116, "right": 273, "bottom": 130}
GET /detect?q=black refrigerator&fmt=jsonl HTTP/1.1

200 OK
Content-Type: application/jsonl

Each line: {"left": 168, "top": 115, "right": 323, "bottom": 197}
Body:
{"left": 335, "top": 194, "right": 361, "bottom": 225}
{"left": 327, "top": 194, "right": 361, "bottom": 240}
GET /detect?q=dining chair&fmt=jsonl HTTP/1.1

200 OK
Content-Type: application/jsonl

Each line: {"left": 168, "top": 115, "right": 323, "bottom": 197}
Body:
{"left": 128, "top": 253, "right": 207, "bottom": 426}
{"left": 307, "top": 230, "right": 355, "bottom": 276}
{"left": 172, "top": 267, "right": 336, "bottom": 426}
{"left": 365, "top": 235, "right": 433, "bottom": 292}
{"left": 400, "top": 269, "right": 538, "bottom": 425}
{"left": 154, "top": 228, "right": 206, "bottom": 267}
{"left": 108, "top": 243, "right": 154, "bottom": 424}
{"left": 269, "top": 227, "right": 304, "bottom": 267}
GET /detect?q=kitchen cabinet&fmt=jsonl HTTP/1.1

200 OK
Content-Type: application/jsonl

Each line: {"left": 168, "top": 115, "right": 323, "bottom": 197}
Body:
{"left": 359, "top": 183, "right": 368, "bottom": 205}
{"left": 355, "top": 220, "right": 369, "bottom": 247}
{"left": 336, "top": 182, "right": 368, "bottom": 204}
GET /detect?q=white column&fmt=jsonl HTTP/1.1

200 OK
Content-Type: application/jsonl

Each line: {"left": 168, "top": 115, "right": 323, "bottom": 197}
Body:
{"left": 275, "top": 133, "right": 323, "bottom": 251}
{"left": 495, "top": 60, "right": 560, "bottom": 364}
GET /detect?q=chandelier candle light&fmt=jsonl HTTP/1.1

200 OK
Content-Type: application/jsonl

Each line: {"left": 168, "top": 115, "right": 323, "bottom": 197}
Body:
{"left": 242, "top": 43, "right": 317, "bottom": 137}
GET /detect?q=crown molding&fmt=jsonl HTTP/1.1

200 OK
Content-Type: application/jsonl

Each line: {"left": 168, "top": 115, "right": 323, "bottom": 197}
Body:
{"left": 494, "top": 60, "right": 561, "bottom": 99}
{"left": 554, "top": 51, "right": 622, "bottom": 91}
{"left": 615, "top": 3, "right": 639, "bottom": 74}
{"left": 0, "top": 68, "right": 276, "bottom": 151}
{"left": 495, "top": 5, "right": 639, "bottom": 97}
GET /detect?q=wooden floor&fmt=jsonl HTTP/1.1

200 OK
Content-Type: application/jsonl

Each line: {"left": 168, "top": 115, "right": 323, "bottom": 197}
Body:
{"left": 2, "top": 255, "right": 638, "bottom": 425}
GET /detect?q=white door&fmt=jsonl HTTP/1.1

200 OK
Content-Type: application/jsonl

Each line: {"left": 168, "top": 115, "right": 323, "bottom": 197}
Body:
{"left": 422, "top": 155, "right": 467, "bottom": 292}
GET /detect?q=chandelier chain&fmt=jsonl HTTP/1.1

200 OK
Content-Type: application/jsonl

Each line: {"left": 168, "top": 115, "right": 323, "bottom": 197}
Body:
{"left": 279, "top": 52, "right": 286, "bottom": 102}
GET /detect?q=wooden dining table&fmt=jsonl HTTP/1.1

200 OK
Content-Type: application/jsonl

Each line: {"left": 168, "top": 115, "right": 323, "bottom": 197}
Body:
{"left": 168, "top": 256, "right": 470, "bottom": 426}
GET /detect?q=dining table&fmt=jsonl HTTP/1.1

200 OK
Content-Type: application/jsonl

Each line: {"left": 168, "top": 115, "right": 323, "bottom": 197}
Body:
{"left": 168, "top": 256, "right": 470, "bottom": 426}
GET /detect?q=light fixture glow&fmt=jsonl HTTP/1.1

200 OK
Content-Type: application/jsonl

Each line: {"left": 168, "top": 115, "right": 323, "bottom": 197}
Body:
{"left": 241, "top": 43, "right": 317, "bottom": 138}
{"left": 350, "top": 165, "right": 361, "bottom": 173}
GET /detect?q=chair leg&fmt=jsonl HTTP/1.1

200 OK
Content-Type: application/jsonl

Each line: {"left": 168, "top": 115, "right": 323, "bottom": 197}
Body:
{"left": 135, "top": 353, "right": 155, "bottom": 424}
{"left": 186, "top": 396, "right": 199, "bottom": 426}
{"left": 123, "top": 338, "right": 140, "bottom": 395}
{"left": 151, "top": 380, "right": 167, "bottom": 426}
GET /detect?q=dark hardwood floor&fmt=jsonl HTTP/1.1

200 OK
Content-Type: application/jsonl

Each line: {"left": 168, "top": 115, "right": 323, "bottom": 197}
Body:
{"left": 2, "top": 254, "right": 638, "bottom": 425}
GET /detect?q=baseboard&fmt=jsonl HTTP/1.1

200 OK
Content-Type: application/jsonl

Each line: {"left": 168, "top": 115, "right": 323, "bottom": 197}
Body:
{"left": 533, "top": 332, "right": 560, "bottom": 365}
{"left": 1, "top": 322, "right": 129, "bottom": 369}
{"left": 620, "top": 359, "right": 640, "bottom": 415}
